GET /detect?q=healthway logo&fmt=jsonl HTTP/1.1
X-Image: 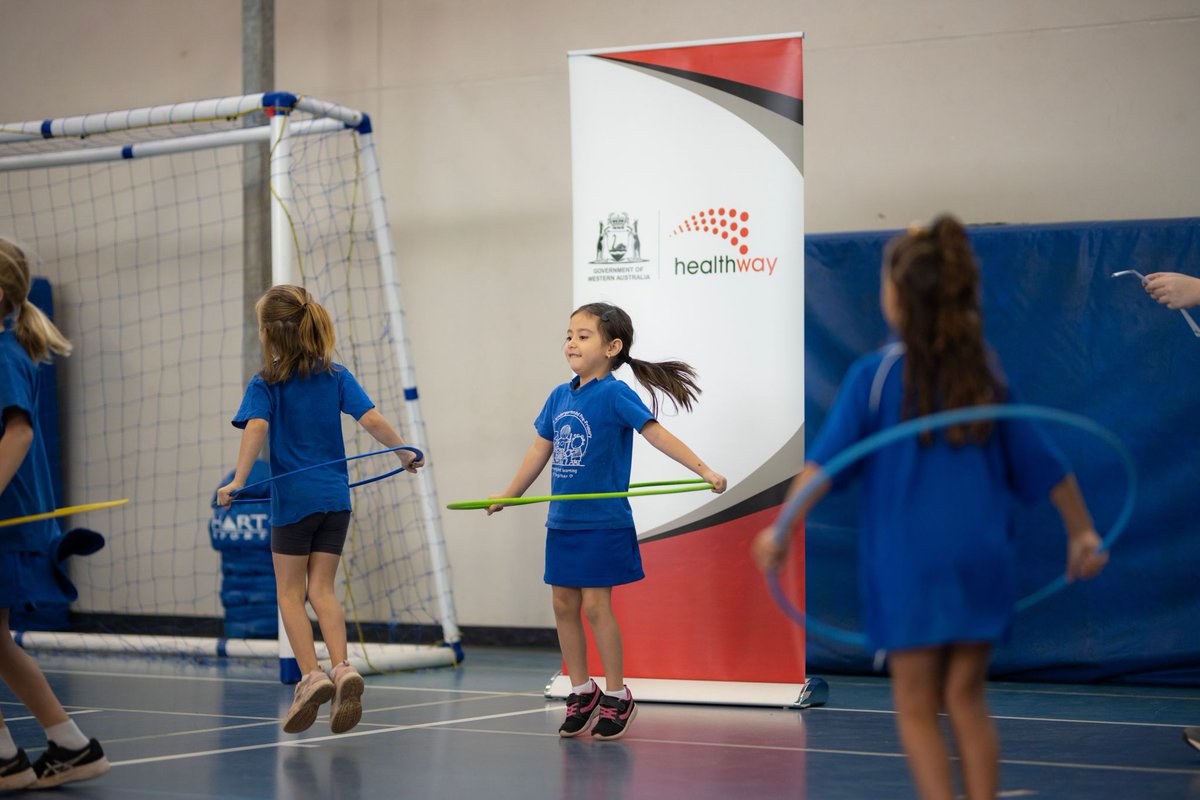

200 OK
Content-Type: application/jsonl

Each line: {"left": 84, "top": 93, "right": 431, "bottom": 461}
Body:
{"left": 670, "top": 206, "right": 780, "bottom": 277}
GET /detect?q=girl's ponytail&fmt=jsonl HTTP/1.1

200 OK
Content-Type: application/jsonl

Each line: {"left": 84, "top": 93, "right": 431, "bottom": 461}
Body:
{"left": 16, "top": 299, "right": 73, "bottom": 363}
{"left": 625, "top": 355, "right": 700, "bottom": 415}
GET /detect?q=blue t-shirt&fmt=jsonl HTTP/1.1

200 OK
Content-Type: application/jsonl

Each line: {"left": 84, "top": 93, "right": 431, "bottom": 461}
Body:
{"left": 534, "top": 374, "right": 655, "bottom": 530}
{"left": 0, "top": 323, "right": 59, "bottom": 553}
{"left": 232, "top": 364, "right": 375, "bottom": 527}
{"left": 808, "top": 345, "right": 1069, "bottom": 650}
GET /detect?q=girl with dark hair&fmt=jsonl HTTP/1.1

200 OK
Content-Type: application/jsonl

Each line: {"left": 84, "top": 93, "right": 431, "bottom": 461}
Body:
{"left": 217, "top": 285, "right": 423, "bottom": 735}
{"left": 488, "top": 301, "right": 726, "bottom": 740}
{"left": 753, "top": 216, "right": 1108, "bottom": 800}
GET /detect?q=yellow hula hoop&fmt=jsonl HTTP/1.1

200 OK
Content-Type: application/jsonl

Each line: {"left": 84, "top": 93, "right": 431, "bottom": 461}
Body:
{"left": 0, "top": 498, "right": 129, "bottom": 529}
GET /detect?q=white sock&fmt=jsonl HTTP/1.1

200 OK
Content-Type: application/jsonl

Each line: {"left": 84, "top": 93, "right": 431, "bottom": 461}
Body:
{"left": 44, "top": 720, "right": 88, "bottom": 751}
{"left": 603, "top": 686, "right": 629, "bottom": 701}
{"left": 0, "top": 726, "right": 17, "bottom": 759}
{"left": 571, "top": 679, "right": 595, "bottom": 694}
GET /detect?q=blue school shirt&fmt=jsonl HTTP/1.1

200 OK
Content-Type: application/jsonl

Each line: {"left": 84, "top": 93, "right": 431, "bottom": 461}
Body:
{"left": 808, "top": 345, "right": 1068, "bottom": 651}
{"left": 0, "top": 323, "right": 59, "bottom": 553}
{"left": 232, "top": 364, "right": 374, "bottom": 527}
{"left": 534, "top": 374, "right": 655, "bottom": 530}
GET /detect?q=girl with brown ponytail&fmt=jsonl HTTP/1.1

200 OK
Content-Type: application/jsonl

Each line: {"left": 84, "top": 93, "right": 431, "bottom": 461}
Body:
{"left": 0, "top": 237, "right": 109, "bottom": 789}
{"left": 754, "top": 216, "right": 1107, "bottom": 800}
{"left": 217, "top": 284, "right": 423, "bottom": 736}
{"left": 488, "top": 301, "right": 726, "bottom": 741}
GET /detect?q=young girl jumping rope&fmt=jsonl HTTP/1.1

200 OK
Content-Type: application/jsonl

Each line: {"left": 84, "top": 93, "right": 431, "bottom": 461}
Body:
{"left": 217, "top": 284, "right": 422, "bottom": 735}
{"left": 0, "top": 238, "right": 109, "bottom": 789}
{"left": 753, "top": 216, "right": 1109, "bottom": 800}
{"left": 488, "top": 302, "right": 726, "bottom": 740}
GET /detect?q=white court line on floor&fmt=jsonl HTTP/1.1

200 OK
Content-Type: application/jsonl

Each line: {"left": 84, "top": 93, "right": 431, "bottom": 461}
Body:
{"left": 0, "top": 708, "right": 103, "bottom": 722}
{"left": 829, "top": 678, "right": 1200, "bottom": 703}
{"left": 814, "top": 706, "right": 1192, "bottom": 729}
{"left": 37, "top": 666, "right": 536, "bottom": 696}
{"left": 110, "top": 706, "right": 555, "bottom": 767}
{"left": 438, "top": 725, "right": 1200, "bottom": 776}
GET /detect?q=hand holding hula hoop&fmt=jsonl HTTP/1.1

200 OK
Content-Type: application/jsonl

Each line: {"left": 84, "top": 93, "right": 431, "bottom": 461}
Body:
{"left": 761, "top": 404, "right": 1135, "bottom": 649}
{"left": 222, "top": 446, "right": 424, "bottom": 507}
{"left": 446, "top": 479, "right": 716, "bottom": 511}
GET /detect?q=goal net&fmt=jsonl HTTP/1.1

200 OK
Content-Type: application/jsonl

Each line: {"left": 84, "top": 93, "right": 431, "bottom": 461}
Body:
{"left": 0, "top": 92, "right": 460, "bottom": 676}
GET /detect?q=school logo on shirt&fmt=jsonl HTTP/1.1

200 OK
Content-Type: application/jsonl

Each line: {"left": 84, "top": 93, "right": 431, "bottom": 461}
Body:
{"left": 551, "top": 411, "right": 592, "bottom": 479}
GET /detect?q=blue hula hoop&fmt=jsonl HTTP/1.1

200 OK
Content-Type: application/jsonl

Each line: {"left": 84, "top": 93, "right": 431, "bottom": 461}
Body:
{"left": 228, "top": 446, "right": 424, "bottom": 504}
{"left": 767, "top": 404, "right": 1136, "bottom": 649}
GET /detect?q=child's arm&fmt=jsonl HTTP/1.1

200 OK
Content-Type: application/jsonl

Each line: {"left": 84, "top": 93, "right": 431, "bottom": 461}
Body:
{"left": 0, "top": 408, "right": 34, "bottom": 496}
{"left": 487, "top": 436, "right": 553, "bottom": 515}
{"left": 1143, "top": 272, "right": 1200, "bottom": 310}
{"left": 639, "top": 420, "right": 726, "bottom": 492}
{"left": 358, "top": 408, "right": 423, "bottom": 472}
{"left": 752, "top": 462, "right": 830, "bottom": 571}
{"left": 1048, "top": 473, "right": 1109, "bottom": 581}
{"left": 216, "top": 418, "right": 268, "bottom": 508}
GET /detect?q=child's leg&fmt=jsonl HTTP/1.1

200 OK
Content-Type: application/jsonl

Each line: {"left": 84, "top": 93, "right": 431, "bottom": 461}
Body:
{"left": 943, "top": 643, "right": 997, "bottom": 800}
{"left": 551, "top": 586, "right": 587, "bottom": 686}
{"left": 889, "top": 646, "right": 954, "bottom": 800}
{"left": 0, "top": 610, "right": 68, "bottom": 728}
{"left": 306, "top": 551, "right": 347, "bottom": 666}
{"left": 580, "top": 587, "right": 622, "bottom": 691}
{"left": 273, "top": 553, "right": 320, "bottom": 675}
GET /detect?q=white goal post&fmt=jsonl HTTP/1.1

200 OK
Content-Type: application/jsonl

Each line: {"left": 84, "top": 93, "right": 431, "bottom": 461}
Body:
{"left": 0, "top": 92, "right": 461, "bottom": 679}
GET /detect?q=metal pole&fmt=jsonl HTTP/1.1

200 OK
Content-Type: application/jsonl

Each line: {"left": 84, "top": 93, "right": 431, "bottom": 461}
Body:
{"left": 243, "top": 0, "right": 273, "bottom": 383}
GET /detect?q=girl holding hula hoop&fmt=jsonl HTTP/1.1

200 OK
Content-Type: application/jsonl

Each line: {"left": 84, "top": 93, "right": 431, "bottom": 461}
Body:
{"left": 217, "top": 285, "right": 423, "bottom": 736}
{"left": 487, "top": 302, "right": 725, "bottom": 740}
{"left": 752, "top": 216, "right": 1108, "bottom": 800}
{"left": 0, "top": 238, "right": 109, "bottom": 789}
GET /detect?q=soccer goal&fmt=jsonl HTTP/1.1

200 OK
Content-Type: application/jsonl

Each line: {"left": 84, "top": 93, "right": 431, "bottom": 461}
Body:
{"left": 0, "top": 92, "right": 461, "bottom": 679}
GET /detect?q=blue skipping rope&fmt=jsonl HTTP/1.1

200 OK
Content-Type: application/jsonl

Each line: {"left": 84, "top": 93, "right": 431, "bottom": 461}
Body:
{"left": 766, "top": 405, "right": 1136, "bottom": 649}
{"left": 228, "top": 445, "right": 425, "bottom": 504}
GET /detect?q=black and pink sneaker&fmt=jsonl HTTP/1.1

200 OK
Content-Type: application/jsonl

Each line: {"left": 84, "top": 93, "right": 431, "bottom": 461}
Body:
{"left": 591, "top": 689, "right": 637, "bottom": 740}
{"left": 558, "top": 684, "right": 602, "bottom": 737}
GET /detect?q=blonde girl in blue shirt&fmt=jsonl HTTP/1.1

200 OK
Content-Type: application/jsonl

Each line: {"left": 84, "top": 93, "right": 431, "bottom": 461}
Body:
{"left": 217, "top": 285, "right": 422, "bottom": 735}
{"left": 0, "top": 238, "right": 109, "bottom": 789}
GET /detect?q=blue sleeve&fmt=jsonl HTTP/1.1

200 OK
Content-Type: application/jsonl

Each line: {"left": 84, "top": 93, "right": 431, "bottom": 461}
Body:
{"left": 0, "top": 349, "right": 34, "bottom": 419}
{"left": 534, "top": 388, "right": 558, "bottom": 441}
{"left": 232, "top": 376, "right": 271, "bottom": 429}
{"left": 997, "top": 389, "right": 1070, "bottom": 504}
{"left": 337, "top": 367, "right": 375, "bottom": 420}
{"left": 613, "top": 382, "right": 655, "bottom": 432}
{"left": 807, "top": 357, "right": 875, "bottom": 488}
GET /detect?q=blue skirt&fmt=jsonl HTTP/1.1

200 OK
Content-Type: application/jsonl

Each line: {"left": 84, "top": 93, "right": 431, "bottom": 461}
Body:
{"left": 544, "top": 527, "right": 644, "bottom": 588}
{"left": 0, "top": 550, "right": 64, "bottom": 612}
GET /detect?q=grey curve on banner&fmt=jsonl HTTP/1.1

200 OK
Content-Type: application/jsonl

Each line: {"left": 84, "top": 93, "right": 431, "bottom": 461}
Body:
{"left": 596, "top": 60, "right": 805, "bottom": 177}
{"left": 638, "top": 423, "right": 805, "bottom": 543}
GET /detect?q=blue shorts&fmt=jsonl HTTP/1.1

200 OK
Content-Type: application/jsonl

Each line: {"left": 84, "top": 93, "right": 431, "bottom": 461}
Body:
{"left": 544, "top": 526, "right": 644, "bottom": 588}
{"left": 0, "top": 550, "right": 63, "bottom": 612}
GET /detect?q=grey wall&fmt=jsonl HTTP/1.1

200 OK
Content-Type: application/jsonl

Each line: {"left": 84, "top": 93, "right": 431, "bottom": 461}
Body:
{"left": 2, "top": 0, "right": 1198, "bottom": 630}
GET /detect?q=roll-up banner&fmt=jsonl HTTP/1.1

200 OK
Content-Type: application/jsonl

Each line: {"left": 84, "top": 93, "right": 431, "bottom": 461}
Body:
{"left": 558, "top": 33, "right": 814, "bottom": 706}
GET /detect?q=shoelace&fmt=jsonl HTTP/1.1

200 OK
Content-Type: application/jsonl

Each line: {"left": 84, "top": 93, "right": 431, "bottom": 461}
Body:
{"left": 565, "top": 694, "right": 581, "bottom": 716}
{"left": 598, "top": 702, "right": 619, "bottom": 720}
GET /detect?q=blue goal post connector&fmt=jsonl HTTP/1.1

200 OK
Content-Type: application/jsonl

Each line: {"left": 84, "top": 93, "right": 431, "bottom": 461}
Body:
{"left": 262, "top": 92, "right": 299, "bottom": 117}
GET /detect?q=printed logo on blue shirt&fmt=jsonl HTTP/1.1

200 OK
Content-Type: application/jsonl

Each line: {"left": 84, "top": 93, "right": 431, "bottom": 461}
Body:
{"left": 551, "top": 411, "right": 591, "bottom": 479}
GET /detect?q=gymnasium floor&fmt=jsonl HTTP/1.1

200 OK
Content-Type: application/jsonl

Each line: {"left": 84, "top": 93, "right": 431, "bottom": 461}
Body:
{"left": 2, "top": 647, "right": 1198, "bottom": 799}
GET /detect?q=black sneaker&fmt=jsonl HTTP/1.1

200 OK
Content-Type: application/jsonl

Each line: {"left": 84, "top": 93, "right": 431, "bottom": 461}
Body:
{"left": 591, "top": 689, "right": 637, "bottom": 741}
{"left": 558, "top": 685, "right": 602, "bottom": 737}
{"left": 30, "top": 738, "right": 111, "bottom": 788}
{"left": 0, "top": 748, "right": 36, "bottom": 791}
{"left": 1185, "top": 726, "right": 1200, "bottom": 753}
